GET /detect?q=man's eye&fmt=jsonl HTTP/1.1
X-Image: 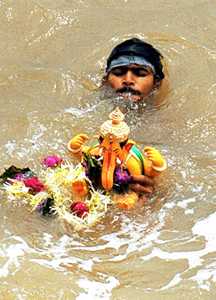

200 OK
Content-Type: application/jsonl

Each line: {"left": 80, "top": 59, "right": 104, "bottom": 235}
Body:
{"left": 134, "top": 68, "right": 148, "bottom": 76}
{"left": 111, "top": 68, "right": 126, "bottom": 76}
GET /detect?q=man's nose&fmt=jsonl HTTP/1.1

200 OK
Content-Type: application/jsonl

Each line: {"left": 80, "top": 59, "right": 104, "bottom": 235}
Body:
{"left": 122, "top": 71, "right": 135, "bottom": 86}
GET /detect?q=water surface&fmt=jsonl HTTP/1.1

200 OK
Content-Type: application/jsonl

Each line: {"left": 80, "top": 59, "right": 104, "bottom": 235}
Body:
{"left": 0, "top": 1, "right": 216, "bottom": 299}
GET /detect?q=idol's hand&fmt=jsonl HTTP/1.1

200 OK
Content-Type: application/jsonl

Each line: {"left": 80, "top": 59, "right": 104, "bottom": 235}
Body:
{"left": 68, "top": 134, "right": 89, "bottom": 153}
{"left": 144, "top": 146, "right": 166, "bottom": 170}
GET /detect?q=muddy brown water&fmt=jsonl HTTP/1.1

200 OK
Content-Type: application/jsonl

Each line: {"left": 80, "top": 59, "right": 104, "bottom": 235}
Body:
{"left": 0, "top": 1, "right": 216, "bottom": 299}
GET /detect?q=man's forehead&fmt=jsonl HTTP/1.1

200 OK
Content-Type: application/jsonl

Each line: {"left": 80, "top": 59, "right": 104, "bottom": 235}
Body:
{"left": 106, "top": 55, "right": 155, "bottom": 74}
{"left": 113, "top": 64, "right": 149, "bottom": 69}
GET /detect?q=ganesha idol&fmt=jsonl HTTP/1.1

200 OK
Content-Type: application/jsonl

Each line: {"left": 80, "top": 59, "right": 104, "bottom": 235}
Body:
{"left": 67, "top": 108, "right": 167, "bottom": 209}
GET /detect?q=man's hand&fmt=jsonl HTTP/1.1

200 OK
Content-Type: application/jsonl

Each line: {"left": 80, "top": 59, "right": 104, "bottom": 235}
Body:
{"left": 129, "top": 174, "right": 154, "bottom": 194}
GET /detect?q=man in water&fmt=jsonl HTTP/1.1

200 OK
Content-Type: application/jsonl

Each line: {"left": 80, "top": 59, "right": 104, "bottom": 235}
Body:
{"left": 103, "top": 37, "right": 165, "bottom": 102}
{"left": 101, "top": 38, "right": 167, "bottom": 198}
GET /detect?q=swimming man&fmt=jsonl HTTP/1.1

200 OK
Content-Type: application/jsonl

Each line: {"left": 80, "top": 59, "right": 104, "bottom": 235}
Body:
{"left": 103, "top": 37, "right": 166, "bottom": 102}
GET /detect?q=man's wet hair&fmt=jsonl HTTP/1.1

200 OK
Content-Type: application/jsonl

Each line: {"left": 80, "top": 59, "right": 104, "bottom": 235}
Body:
{"left": 106, "top": 38, "right": 164, "bottom": 81}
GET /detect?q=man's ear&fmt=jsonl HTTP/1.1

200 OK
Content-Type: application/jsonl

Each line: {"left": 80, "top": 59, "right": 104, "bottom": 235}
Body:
{"left": 101, "top": 74, "right": 108, "bottom": 85}
{"left": 153, "top": 77, "right": 162, "bottom": 88}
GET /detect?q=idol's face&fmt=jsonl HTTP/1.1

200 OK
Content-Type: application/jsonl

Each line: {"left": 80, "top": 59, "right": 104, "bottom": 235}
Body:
{"left": 106, "top": 64, "right": 155, "bottom": 102}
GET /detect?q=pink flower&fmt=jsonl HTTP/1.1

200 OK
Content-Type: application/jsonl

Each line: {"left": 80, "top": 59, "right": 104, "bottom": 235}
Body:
{"left": 14, "top": 173, "right": 25, "bottom": 181}
{"left": 23, "top": 177, "right": 45, "bottom": 194}
{"left": 70, "top": 201, "right": 89, "bottom": 218}
{"left": 42, "top": 155, "right": 63, "bottom": 168}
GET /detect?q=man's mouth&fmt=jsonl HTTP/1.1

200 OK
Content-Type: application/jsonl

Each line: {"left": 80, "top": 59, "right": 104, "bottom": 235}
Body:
{"left": 116, "top": 87, "right": 142, "bottom": 101}
{"left": 116, "top": 87, "right": 141, "bottom": 96}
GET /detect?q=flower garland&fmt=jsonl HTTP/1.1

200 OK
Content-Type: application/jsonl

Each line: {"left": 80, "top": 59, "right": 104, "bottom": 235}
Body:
{"left": 0, "top": 155, "right": 111, "bottom": 230}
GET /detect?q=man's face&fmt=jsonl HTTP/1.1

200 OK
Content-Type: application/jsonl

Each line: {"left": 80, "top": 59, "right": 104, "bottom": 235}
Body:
{"left": 106, "top": 64, "right": 155, "bottom": 102}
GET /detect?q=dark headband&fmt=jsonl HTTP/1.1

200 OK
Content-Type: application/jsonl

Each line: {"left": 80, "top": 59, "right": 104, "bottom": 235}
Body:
{"left": 106, "top": 38, "right": 164, "bottom": 80}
